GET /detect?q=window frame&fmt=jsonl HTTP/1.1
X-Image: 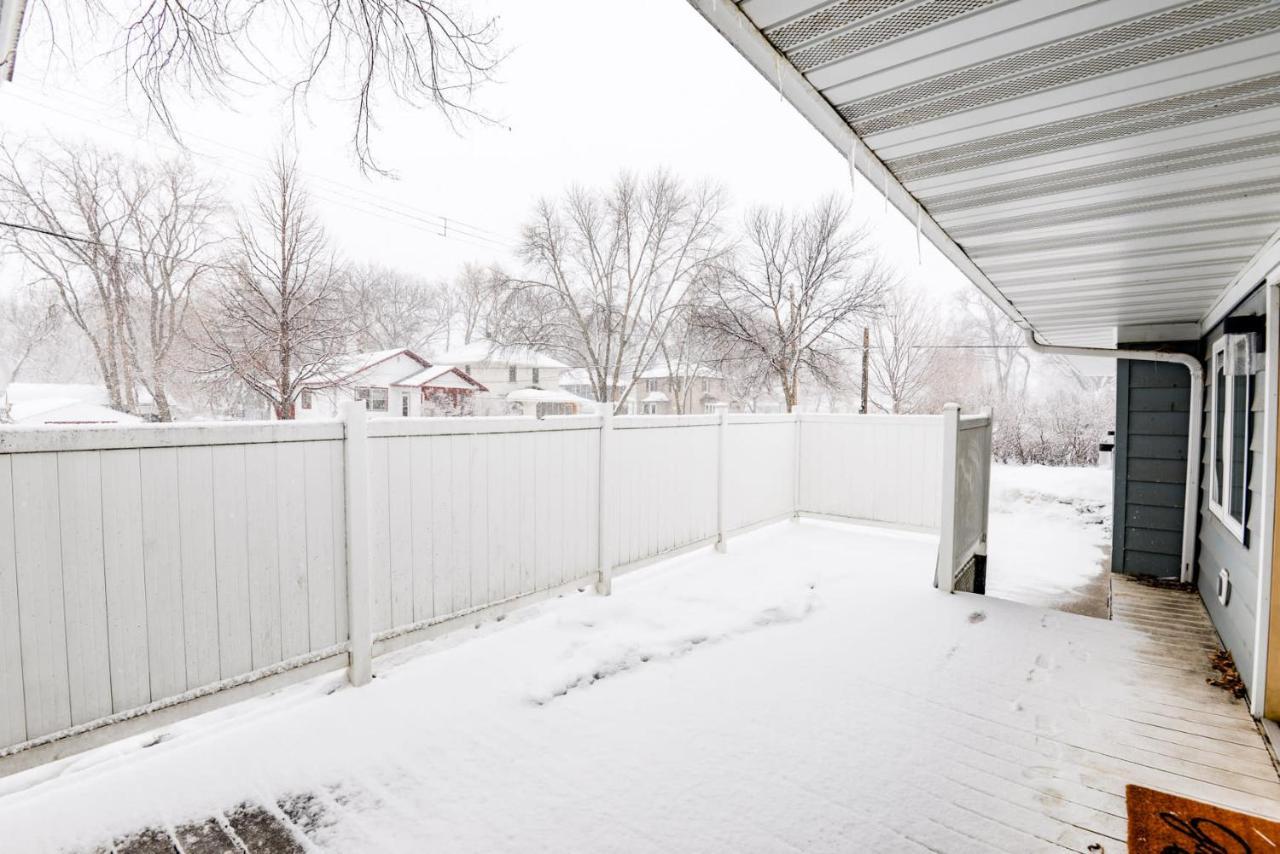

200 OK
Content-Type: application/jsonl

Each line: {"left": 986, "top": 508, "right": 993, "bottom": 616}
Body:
{"left": 367, "top": 386, "right": 389, "bottom": 412}
{"left": 1207, "top": 336, "right": 1250, "bottom": 542}
{"left": 300, "top": 388, "right": 313, "bottom": 410}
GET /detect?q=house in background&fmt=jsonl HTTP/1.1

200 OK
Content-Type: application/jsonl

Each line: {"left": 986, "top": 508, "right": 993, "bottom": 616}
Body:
{"left": 635, "top": 364, "right": 729, "bottom": 415}
{"left": 0, "top": 383, "right": 145, "bottom": 425}
{"left": 558, "top": 365, "right": 734, "bottom": 414}
{"left": 429, "top": 339, "right": 595, "bottom": 417}
{"left": 296, "top": 349, "right": 486, "bottom": 419}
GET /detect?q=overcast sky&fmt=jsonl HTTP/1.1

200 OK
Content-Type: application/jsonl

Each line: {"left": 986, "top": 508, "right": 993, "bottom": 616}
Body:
{"left": 0, "top": 0, "right": 976, "bottom": 302}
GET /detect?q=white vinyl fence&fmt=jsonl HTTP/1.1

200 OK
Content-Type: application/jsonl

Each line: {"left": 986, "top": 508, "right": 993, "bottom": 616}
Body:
{"left": 935, "top": 405, "right": 994, "bottom": 594}
{"left": 0, "top": 407, "right": 986, "bottom": 772}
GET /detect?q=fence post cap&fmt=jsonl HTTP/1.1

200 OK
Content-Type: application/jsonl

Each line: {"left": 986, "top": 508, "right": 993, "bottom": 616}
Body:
{"left": 942, "top": 402, "right": 961, "bottom": 413}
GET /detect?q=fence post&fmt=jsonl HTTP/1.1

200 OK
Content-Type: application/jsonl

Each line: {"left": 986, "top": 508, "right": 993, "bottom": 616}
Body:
{"left": 936, "top": 403, "right": 960, "bottom": 594}
{"left": 792, "top": 412, "right": 802, "bottom": 520}
{"left": 716, "top": 409, "right": 728, "bottom": 553}
{"left": 342, "top": 400, "right": 373, "bottom": 686}
{"left": 974, "top": 407, "right": 993, "bottom": 594}
{"left": 596, "top": 408, "right": 614, "bottom": 595}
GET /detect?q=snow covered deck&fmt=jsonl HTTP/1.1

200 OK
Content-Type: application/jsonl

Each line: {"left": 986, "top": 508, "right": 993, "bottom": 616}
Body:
{"left": 1, "top": 519, "right": 1275, "bottom": 853}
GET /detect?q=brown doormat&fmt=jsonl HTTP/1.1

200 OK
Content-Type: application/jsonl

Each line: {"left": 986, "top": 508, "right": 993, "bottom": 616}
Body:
{"left": 1127, "top": 784, "right": 1280, "bottom": 852}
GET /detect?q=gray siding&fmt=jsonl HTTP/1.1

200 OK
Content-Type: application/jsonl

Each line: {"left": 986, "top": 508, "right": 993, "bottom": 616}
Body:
{"left": 1198, "top": 300, "right": 1266, "bottom": 696}
{"left": 1113, "top": 355, "right": 1194, "bottom": 578}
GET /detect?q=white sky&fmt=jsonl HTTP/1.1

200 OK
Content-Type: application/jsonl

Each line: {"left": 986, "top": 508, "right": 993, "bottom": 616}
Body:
{"left": 0, "top": 0, "right": 973, "bottom": 301}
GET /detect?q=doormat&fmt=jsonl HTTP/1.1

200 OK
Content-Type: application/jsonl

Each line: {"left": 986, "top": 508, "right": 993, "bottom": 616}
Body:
{"left": 1127, "top": 784, "right": 1280, "bottom": 852}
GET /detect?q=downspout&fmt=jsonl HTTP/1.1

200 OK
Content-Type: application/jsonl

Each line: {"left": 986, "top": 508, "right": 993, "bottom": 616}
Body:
{"left": 1025, "top": 330, "right": 1203, "bottom": 583}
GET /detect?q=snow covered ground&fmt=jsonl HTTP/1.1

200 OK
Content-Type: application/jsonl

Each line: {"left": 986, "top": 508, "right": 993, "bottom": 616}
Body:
{"left": 2, "top": 511, "right": 1274, "bottom": 853}
{"left": 984, "top": 464, "right": 1112, "bottom": 618}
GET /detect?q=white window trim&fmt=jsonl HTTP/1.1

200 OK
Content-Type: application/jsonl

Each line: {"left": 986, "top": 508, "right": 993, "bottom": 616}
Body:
{"left": 1208, "top": 336, "right": 1249, "bottom": 542}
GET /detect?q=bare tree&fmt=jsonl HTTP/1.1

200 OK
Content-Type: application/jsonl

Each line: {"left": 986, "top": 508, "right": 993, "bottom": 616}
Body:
{"left": 0, "top": 140, "right": 218, "bottom": 419}
{"left": 698, "top": 197, "right": 891, "bottom": 412}
{"left": 656, "top": 288, "right": 727, "bottom": 414}
{"left": 197, "top": 151, "right": 349, "bottom": 419}
{"left": 0, "top": 283, "right": 61, "bottom": 391}
{"left": 447, "top": 261, "right": 502, "bottom": 346}
{"left": 955, "top": 289, "right": 1029, "bottom": 401}
{"left": 867, "top": 286, "right": 941, "bottom": 414}
{"left": 495, "top": 171, "right": 725, "bottom": 412}
{"left": 30, "top": 1, "right": 502, "bottom": 173}
{"left": 344, "top": 263, "right": 450, "bottom": 352}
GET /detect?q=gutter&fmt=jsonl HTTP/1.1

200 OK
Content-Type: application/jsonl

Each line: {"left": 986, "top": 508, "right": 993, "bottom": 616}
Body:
{"left": 1025, "top": 330, "right": 1202, "bottom": 584}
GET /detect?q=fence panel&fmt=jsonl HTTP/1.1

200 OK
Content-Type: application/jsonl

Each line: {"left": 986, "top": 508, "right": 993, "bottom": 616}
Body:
{"left": 368, "top": 418, "right": 601, "bottom": 634}
{"left": 797, "top": 414, "right": 943, "bottom": 529}
{"left": 0, "top": 424, "right": 347, "bottom": 745}
{"left": 725, "top": 416, "right": 797, "bottom": 530}
{"left": 610, "top": 417, "right": 719, "bottom": 568}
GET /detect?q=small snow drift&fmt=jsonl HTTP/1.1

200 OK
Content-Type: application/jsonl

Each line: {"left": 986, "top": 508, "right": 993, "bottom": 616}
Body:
{"left": 984, "top": 463, "right": 1112, "bottom": 617}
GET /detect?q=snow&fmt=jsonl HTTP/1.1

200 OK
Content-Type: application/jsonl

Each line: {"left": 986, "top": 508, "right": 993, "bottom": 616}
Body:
{"left": 391, "top": 365, "right": 482, "bottom": 390}
{"left": 1, "top": 383, "right": 144, "bottom": 425}
{"left": 984, "top": 463, "right": 1112, "bottom": 616}
{"left": 0, "top": 510, "right": 1179, "bottom": 853}
{"left": 429, "top": 339, "right": 569, "bottom": 370}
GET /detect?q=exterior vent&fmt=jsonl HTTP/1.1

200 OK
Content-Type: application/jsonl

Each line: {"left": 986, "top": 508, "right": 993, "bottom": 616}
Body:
{"left": 1217, "top": 568, "right": 1231, "bottom": 606}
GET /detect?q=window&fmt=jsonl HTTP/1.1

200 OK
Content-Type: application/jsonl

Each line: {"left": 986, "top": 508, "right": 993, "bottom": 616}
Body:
{"left": 703, "top": 402, "right": 719, "bottom": 414}
{"left": 508, "top": 365, "right": 517, "bottom": 382}
{"left": 301, "top": 388, "right": 313, "bottom": 410}
{"left": 643, "top": 402, "right": 658, "bottom": 415}
{"left": 401, "top": 394, "right": 409, "bottom": 417}
{"left": 367, "top": 387, "right": 389, "bottom": 412}
{"left": 1208, "top": 336, "right": 1251, "bottom": 540}
{"left": 354, "top": 387, "right": 370, "bottom": 401}
{"left": 647, "top": 378, "right": 659, "bottom": 393}
{"left": 532, "top": 367, "right": 540, "bottom": 384}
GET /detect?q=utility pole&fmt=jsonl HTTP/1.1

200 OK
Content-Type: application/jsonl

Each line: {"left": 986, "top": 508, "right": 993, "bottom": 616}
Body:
{"left": 860, "top": 326, "right": 869, "bottom": 414}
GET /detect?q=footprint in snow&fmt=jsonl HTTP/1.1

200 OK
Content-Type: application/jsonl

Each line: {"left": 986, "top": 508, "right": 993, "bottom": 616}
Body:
{"left": 967, "top": 611, "right": 986, "bottom": 624}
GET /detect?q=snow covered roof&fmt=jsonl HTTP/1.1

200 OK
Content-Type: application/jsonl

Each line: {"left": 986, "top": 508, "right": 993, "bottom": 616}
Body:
{"left": 430, "top": 340, "right": 568, "bottom": 370}
{"left": 641, "top": 391, "right": 670, "bottom": 404}
{"left": 637, "top": 364, "right": 723, "bottom": 380}
{"left": 6, "top": 398, "right": 142, "bottom": 425}
{"left": 505, "top": 388, "right": 597, "bottom": 405}
{"left": 305, "top": 349, "right": 429, "bottom": 386}
{"left": 392, "top": 365, "right": 487, "bottom": 392}
{"left": 2, "top": 383, "right": 148, "bottom": 425}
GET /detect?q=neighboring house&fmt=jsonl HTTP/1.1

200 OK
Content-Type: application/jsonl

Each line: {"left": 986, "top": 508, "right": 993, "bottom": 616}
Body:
{"left": 558, "top": 369, "right": 637, "bottom": 414}
{"left": 429, "top": 339, "right": 595, "bottom": 417}
{"left": 0, "top": 383, "right": 145, "bottom": 425}
{"left": 693, "top": 0, "right": 1280, "bottom": 721}
{"left": 634, "top": 364, "right": 729, "bottom": 415}
{"left": 296, "top": 349, "right": 486, "bottom": 419}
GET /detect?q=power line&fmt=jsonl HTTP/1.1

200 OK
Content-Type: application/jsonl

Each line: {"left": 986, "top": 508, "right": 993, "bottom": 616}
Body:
{"left": 2, "top": 84, "right": 522, "bottom": 255}
{"left": 0, "top": 218, "right": 235, "bottom": 270}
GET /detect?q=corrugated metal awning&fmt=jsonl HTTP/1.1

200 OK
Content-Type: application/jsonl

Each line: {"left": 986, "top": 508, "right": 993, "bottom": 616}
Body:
{"left": 691, "top": 0, "right": 1280, "bottom": 345}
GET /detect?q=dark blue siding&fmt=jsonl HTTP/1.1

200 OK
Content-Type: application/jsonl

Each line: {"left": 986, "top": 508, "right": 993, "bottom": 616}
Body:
{"left": 1113, "top": 349, "right": 1195, "bottom": 578}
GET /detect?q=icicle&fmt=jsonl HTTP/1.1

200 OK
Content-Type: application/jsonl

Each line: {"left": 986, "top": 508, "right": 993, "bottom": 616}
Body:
{"left": 915, "top": 203, "right": 922, "bottom": 264}
{"left": 848, "top": 138, "right": 857, "bottom": 200}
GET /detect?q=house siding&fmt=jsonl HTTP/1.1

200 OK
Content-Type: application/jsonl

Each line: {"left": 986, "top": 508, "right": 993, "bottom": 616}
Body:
{"left": 1197, "top": 288, "right": 1267, "bottom": 696}
{"left": 1113, "top": 350, "right": 1195, "bottom": 578}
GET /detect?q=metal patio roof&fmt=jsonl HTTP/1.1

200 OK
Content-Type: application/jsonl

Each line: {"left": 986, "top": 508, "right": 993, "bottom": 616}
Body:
{"left": 691, "top": 0, "right": 1280, "bottom": 346}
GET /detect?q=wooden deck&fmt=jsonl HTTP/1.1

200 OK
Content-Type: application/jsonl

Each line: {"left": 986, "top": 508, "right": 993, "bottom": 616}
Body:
{"left": 991, "top": 573, "right": 1280, "bottom": 853}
